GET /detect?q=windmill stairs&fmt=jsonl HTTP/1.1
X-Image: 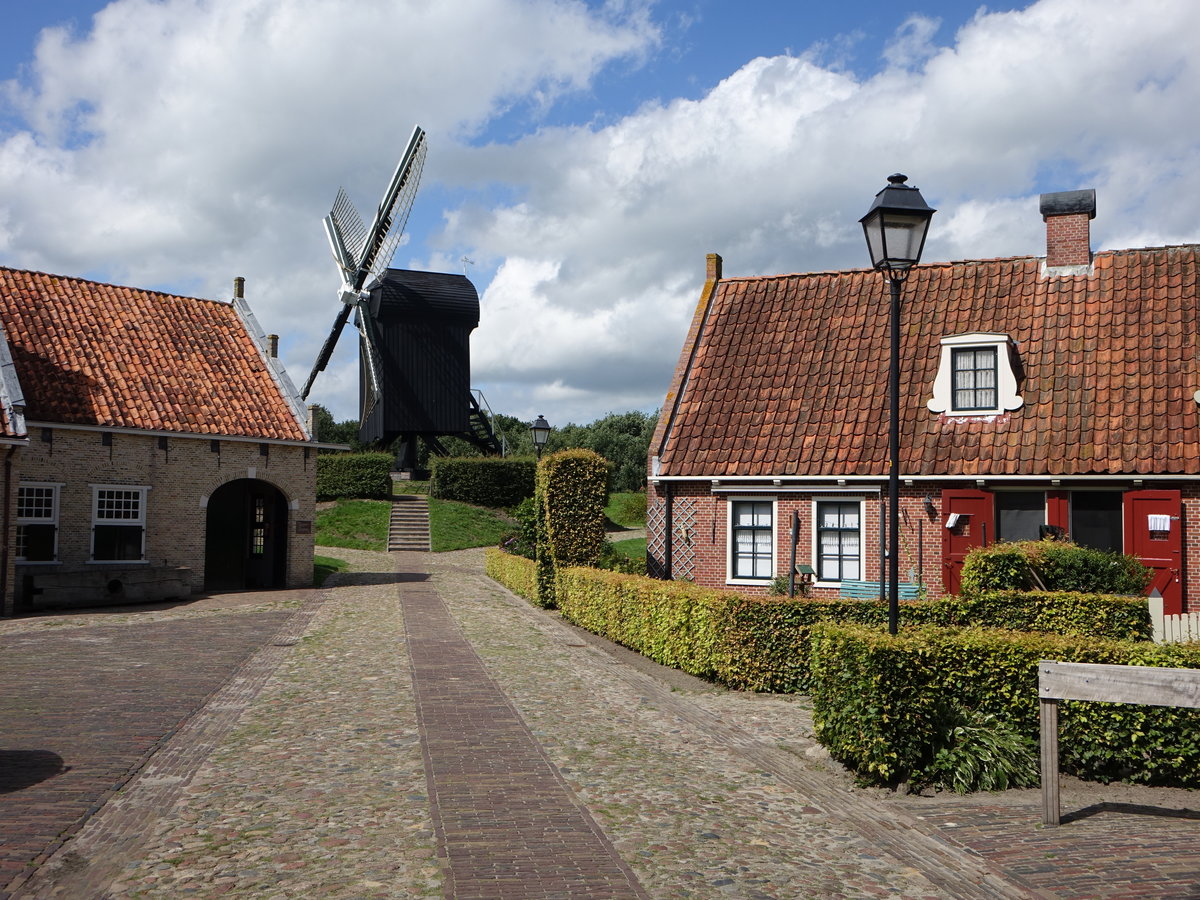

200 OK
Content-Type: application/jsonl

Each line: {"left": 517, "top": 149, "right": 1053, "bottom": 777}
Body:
{"left": 389, "top": 493, "right": 430, "bottom": 552}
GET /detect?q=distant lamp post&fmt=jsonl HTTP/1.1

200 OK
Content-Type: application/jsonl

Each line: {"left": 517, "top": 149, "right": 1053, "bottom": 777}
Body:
{"left": 530, "top": 415, "right": 552, "bottom": 459}
{"left": 860, "top": 174, "right": 935, "bottom": 635}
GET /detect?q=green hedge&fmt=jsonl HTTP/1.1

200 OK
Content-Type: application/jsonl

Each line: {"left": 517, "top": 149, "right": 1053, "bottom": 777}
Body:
{"left": 961, "top": 540, "right": 1151, "bottom": 596}
{"left": 486, "top": 557, "right": 1152, "bottom": 692}
{"left": 556, "top": 568, "right": 726, "bottom": 678}
{"left": 485, "top": 547, "right": 536, "bottom": 600}
{"left": 534, "top": 449, "right": 609, "bottom": 608}
{"left": 810, "top": 623, "right": 1200, "bottom": 787}
{"left": 316, "top": 452, "right": 393, "bottom": 500}
{"left": 429, "top": 457, "right": 536, "bottom": 507}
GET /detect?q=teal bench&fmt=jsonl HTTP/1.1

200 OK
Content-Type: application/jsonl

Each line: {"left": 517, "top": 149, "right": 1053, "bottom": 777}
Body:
{"left": 837, "top": 580, "right": 921, "bottom": 600}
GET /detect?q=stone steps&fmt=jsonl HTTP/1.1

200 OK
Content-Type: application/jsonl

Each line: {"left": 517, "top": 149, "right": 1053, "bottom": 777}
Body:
{"left": 389, "top": 495, "right": 430, "bottom": 552}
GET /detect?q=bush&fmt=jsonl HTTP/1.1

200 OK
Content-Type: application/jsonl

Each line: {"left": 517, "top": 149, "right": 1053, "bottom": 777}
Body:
{"left": 430, "top": 457, "right": 536, "bottom": 507}
{"left": 497, "top": 496, "right": 537, "bottom": 559}
{"left": 919, "top": 707, "right": 1040, "bottom": 793}
{"left": 534, "top": 449, "right": 609, "bottom": 608}
{"left": 809, "top": 623, "right": 1200, "bottom": 788}
{"left": 960, "top": 540, "right": 1151, "bottom": 596}
{"left": 316, "top": 453, "right": 393, "bottom": 500}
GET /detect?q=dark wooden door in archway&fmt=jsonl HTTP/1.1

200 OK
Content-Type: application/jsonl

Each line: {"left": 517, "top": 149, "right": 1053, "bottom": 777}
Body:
{"left": 204, "top": 479, "right": 289, "bottom": 591}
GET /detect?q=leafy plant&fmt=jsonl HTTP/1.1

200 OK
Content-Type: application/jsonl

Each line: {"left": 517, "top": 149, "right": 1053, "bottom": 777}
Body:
{"left": 919, "top": 707, "right": 1039, "bottom": 793}
{"left": 960, "top": 540, "right": 1150, "bottom": 596}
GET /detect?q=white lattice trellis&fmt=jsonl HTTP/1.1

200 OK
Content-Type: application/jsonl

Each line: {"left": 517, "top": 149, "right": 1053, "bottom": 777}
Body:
{"left": 647, "top": 496, "right": 700, "bottom": 580}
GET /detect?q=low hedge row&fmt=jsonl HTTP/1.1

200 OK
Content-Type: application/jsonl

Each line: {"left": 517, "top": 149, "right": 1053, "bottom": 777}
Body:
{"left": 529, "top": 565, "right": 1151, "bottom": 693}
{"left": 316, "top": 452, "right": 393, "bottom": 500}
{"left": 810, "top": 623, "right": 1200, "bottom": 787}
{"left": 430, "top": 457, "right": 536, "bottom": 508}
{"left": 485, "top": 547, "right": 537, "bottom": 601}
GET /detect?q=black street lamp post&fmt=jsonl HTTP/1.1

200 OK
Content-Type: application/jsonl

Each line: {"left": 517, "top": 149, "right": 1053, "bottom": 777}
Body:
{"left": 530, "top": 415, "right": 551, "bottom": 460}
{"left": 860, "top": 174, "right": 935, "bottom": 635}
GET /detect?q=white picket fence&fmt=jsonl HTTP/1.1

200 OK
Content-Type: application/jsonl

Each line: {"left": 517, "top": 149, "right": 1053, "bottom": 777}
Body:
{"left": 1148, "top": 593, "right": 1200, "bottom": 643}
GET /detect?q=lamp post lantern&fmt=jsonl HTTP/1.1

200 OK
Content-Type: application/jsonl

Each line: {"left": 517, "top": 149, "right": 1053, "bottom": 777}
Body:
{"left": 530, "top": 414, "right": 551, "bottom": 460}
{"left": 860, "top": 174, "right": 935, "bottom": 635}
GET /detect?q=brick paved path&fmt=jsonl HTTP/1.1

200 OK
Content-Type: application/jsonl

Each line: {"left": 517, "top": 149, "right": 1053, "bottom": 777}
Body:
{"left": 1, "top": 547, "right": 1197, "bottom": 898}
{"left": 400, "top": 568, "right": 648, "bottom": 898}
{"left": 0, "top": 604, "right": 296, "bottom": 898}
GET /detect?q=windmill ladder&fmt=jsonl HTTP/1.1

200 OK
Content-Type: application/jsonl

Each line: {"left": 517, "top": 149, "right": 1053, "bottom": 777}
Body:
{"left": 389, "top": 494, "right": 431, "bottom": 552}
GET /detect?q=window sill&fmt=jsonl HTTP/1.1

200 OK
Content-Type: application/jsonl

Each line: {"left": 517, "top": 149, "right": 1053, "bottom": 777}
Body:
{"left": 16, "top": 560, "right": 61, "bottom": 566}
{"left": 87, "top": 559, "right": 150, "bottom": 565}
{"left": 726, "top": 577, "right": 773, "bottom": 586}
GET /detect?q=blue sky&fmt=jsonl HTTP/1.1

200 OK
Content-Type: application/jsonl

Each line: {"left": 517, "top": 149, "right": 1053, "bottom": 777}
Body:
{"left": 1, "top": 0, "right": 1197, "bottom": 427}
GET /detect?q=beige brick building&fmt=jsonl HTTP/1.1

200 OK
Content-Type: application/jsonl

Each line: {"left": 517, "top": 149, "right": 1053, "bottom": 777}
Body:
{"left": 0, "top": 267, "right": 318, "bottom": 614}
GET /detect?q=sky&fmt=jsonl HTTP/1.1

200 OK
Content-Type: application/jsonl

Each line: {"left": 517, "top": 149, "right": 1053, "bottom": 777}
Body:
{"left": 1, "top": 0, "right": 1198, "bottom": 430}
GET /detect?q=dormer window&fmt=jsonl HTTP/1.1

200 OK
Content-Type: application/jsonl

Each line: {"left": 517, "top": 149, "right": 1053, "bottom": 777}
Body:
{"left": 928, "top": 333, "right": 1022, "bottom": 416}
{"left": 951, "top": 347, "right": 997, "bottom": 411}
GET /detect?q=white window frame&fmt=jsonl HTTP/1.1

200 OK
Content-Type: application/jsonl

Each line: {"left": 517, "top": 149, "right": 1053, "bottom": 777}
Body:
{"left": 726, "top": 496, "right": 777, "bottom": 585}
{"left": 90, "top": 484, "right": 150, "bottom": 564}
{"left": 812, "top": 497, "right": 866, "bottom": 587}
{"left": 927, "top": 333, "right": 1023, "bottom": 416}
{"left": 16, "top": 482, "right": 62, "bottom": 563}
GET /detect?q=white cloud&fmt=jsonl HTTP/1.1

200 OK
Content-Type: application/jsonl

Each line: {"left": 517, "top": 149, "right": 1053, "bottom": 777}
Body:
{"left": 449, "top": 0, "right": 1200, "bottom": 422}
{"left": 2, "top": 0, "right": 1199, "bottom": 429}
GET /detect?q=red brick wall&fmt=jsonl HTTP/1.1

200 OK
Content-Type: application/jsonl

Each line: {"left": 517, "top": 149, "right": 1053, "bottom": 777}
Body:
{"left": 1045, "top": 212, "right": 1091, "bottom": 267}
{"left": 647, "top": 482, "right": 948, "bottom": 598}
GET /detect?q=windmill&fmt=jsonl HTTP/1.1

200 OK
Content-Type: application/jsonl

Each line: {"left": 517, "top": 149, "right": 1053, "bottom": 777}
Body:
{"left": 301, "top": 126, "right": 504, "bottom": 467}
{"left": 300, "top": 124, "right": 427, "bottom": 420}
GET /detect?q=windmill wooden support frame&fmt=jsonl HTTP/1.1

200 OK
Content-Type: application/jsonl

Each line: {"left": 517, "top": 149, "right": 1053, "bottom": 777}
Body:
{"left": 1038, "top": 660, "right": 1200, "bottom": 825}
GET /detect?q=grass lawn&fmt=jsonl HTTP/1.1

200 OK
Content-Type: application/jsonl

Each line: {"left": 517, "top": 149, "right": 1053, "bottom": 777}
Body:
{"left": 609, "top": 536, "right": 647, "bottom": 560}
{"left": 315, "top": 499, "right": 390, "bottom": 551}
{"left": 605, "top": 491, "right": 647, "bottom": 529}
{"left": 429, "top": 498, "right": 513, "bottom": 552}
{"left": 313, "top": 554, "right": 349, "bottom": 585}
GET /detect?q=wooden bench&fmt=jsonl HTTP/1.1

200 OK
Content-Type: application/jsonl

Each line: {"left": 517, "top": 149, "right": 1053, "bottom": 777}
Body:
{"left": 836, "top": 579, "right": 921, "bottom": 600}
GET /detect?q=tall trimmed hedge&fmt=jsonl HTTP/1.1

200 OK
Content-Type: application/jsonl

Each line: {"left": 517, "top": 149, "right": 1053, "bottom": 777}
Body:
{"left": 316, "top": 452, "right": 393, "bottom": 500}
{"left": 533, "top": 449, "right": 609, "bottom": 608}
{"left": 430, "top": 457, "right": 536, "bottom": 507}
{"left": 809, "top": 623, "right": 1200, "bottom": 787}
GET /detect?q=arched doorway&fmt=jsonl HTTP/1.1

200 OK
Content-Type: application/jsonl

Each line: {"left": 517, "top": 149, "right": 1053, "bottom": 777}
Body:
{"left": 204, "top": 479, "right": 289, "bottom": 591}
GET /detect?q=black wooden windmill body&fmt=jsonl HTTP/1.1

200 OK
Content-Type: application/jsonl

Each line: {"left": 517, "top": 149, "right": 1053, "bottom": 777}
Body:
{"left": 300, "top": 125, "right": 502, "bottom": 468}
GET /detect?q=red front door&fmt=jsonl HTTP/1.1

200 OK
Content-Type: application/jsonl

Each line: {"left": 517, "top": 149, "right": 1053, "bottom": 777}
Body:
{"left": 941, "top": 489, "right": 995, "bottom": 595}
{"left": 1123, "top": 489, "right": 1185, "bottom": 615}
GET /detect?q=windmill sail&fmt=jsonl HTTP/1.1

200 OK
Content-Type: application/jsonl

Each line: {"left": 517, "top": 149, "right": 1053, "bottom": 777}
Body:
{"left": 300, "top": 125, "right": 427, "bottom": 406}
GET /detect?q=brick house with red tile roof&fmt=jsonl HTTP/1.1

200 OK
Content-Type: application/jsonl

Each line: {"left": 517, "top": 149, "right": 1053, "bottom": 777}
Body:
{"left": 648, "top": 190, "right": 1200, "bottom": 615}
{"left": 0, "top": 267, "right": 318, "bottom": 614}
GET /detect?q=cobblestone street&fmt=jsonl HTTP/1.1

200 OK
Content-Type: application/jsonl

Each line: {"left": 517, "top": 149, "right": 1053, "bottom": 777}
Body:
{"left": 0, "top": 548, "right": 1197, "bottom": 898}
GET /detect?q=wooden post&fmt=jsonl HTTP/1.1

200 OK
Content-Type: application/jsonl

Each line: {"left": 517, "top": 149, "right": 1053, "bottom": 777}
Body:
{"left": 1038, "top": 659, "right": 1200, "bottom": 826}
{"left": 1039, "top": 695, "right": 1060, "bottom": 826}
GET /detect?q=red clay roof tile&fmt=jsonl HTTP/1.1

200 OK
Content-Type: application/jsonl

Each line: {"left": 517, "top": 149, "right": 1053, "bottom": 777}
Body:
{"left": 658, "top": 246, "right": 1200, "bottom": 478}
{"left": 0, "top": 267, "right": 307, "bottom": 441}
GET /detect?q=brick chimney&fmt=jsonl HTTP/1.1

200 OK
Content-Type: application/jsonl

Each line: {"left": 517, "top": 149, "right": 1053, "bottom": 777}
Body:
{"left": 706, "top": 252, "right": 722, "bottom": 281}
{"left": 1040, "top": 189, "right": 1096, "bottom": 268}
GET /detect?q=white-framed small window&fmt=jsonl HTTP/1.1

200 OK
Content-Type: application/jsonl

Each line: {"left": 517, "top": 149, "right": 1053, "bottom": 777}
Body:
{"left": 17, "top": 482, "right": 62, "bottom": 563}
{"left": 928, "top": 333, "right": 1022, "bottom": 415}
{"left": 727, "top": 497, "right": 776, "bottom": 584}
{"left": 91, "top": 485, "right": 150, "bottom": 562}
{"left": 813, "top": 498, "right": 864, "bottom": 585}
